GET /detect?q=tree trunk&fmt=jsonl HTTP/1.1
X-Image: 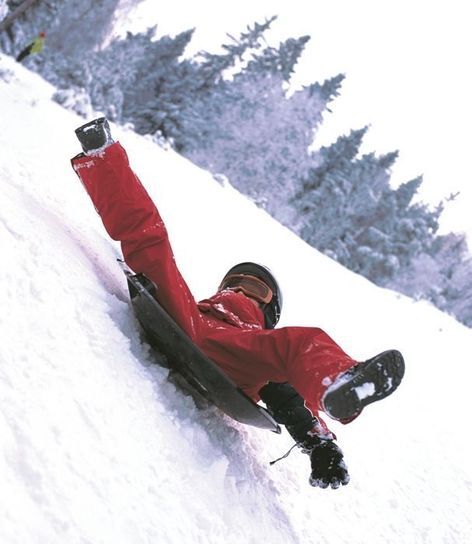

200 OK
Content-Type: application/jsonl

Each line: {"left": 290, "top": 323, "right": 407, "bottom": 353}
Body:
{"left": 0, "top": 0, "right": 40, "bottom": 33}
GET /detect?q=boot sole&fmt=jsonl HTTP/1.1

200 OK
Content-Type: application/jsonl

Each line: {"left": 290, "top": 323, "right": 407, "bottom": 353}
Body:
{"left": 75, "top": 117, "right": 111, "bottom": 153}
{"left": 322, "top": 350, "right": 405, "bottom": 421}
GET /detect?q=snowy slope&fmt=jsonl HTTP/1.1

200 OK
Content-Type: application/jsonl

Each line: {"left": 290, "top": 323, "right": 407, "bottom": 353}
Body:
{"left": 1, "top": 53, "right": 471, "bottom": 544}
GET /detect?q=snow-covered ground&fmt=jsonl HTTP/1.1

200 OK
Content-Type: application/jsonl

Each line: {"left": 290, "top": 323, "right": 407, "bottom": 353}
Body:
{"left": 1, "top": 53, "right": 471, "bottom": 544}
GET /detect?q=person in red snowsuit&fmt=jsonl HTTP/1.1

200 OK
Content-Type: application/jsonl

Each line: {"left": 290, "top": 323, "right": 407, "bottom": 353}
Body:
{"left": 71, "top": 118, "right": 405, "bottom": 489}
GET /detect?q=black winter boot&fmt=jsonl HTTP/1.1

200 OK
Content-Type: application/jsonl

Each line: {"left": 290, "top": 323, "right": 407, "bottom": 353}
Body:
{"left": 322, "top": 349, "right": 405, "bottom": 422}
{"left": 75, "top": 117, "right": 113, "bottom": 153}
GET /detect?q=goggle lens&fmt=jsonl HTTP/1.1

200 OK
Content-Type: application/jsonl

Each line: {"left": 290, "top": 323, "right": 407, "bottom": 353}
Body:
{"left": 220, "top": 274, "right": 273, "bottom": 304}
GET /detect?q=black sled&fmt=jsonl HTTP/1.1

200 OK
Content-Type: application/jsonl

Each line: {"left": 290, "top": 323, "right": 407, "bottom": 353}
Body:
{"left": 125, "top": 271, "right": 281, "bottom": 433}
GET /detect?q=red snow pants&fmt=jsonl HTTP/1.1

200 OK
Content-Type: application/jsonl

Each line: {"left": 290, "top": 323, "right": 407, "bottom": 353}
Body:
{"left": 71, "top": 143, "right": 357, "bottom": 432}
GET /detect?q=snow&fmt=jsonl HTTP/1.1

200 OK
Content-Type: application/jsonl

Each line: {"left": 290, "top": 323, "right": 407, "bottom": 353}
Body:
{"left": 1, "top": 53, "right": 472, "bottom": 544}
{"left": 354, "top": 383, "right": 375, "bottom": 401}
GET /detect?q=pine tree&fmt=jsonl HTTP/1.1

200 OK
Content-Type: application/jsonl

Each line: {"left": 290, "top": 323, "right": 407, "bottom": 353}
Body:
{"left": 0, "top": 0, "right": 38, "bottom": 33}
{"left": 390, "top": 232, "right": 472, "bottom": 327}
{"left": 303, "top": 73, "right": 345, "bottom": 103}
{"left": 180, "top": 29, "right": 342, "bottom": 220}
{"left": 196, "top": 15, "right": 278, "bottom": 86}
{"left": 293, "top": 127, "right": 372, "bottom": 243}
{"left": 347, "top": 175, "right": 441, "bottom": 281}
{"left": 244, "top": 35, "right": 311, "bottom": 81}
{"left": 299, "top": 126, "right": 368, "bottom": 192}
{"left": 293, "top": 123, "right": 444, "bottom": 284}
{"left": 106, "top": 17, "right": 280, "bottom": 142}
{"left": 182, "top": 70, "right": 341, "bottom": 220}
{"left": 0, "top": 0, "right": 10, "bottom": 25}
{"left": 95, "top": 27, "right": 195, "bottom": 131}
{"left": 1, "top": 0, "right": 138, "bottom": 65}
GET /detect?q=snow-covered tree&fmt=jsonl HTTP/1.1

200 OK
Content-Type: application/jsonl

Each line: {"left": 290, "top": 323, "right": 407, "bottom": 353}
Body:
{"left": 1, "top": 0, "right": 140, "bottom": 60}
{"left": 117, "top": 28, "right": 196, "bottom": 135}
{"left": 0, "top": 1, "right": 42, "bottom": 34}
{"left": 0, "top": 0, "right": 9, "bottom": 22}
{"left": 244, "top": 34, "right": 311, "bottom": 81}
{"left": 390, "top": 232, "right": 472, "bottom": 327}
{"left": 81, "top": 18, "right": 279, "bottom": 141}
{"left": 181, "top": 34, "right": 343, "bottom": 220}
{"left": 294, "top": 127, "right": 379, "bottom": 243}
{"left": 294, "top": 127, "right": 442, "bottom": 284}
{"left": 196, "top": 16, "right": 278, "bottom": 84}
{"left": 347, "top": 176, "right": 441, "bottom": 281}
{"left": 126, "top": 17, "right": 284, "bottom": 146}
{"left": 4, "top": 4, "right": 470, "bottom": 326}
{"left": 446, "top": 256, "right": 472, "bottom": 326}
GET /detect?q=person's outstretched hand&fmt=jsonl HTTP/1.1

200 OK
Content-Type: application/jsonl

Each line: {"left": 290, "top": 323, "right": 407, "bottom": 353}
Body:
{"left": 309, "top": 439, "right": 350, "bottom": 489}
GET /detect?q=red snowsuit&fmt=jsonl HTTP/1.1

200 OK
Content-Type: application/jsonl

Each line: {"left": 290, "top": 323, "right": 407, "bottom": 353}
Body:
{"left": 71, "top": 143, "right": 357, "bottom": 436}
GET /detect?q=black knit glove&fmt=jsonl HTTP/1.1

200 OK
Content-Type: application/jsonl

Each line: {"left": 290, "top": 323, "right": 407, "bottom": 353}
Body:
{"left": 309, "top": 439, "right": 350, "bottom": 489}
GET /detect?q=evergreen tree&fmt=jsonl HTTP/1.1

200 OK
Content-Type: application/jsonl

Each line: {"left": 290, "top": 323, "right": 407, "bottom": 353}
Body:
{"left": 390, "top": 232, "right": 472, "bottom": 326}
{"left": 295, "top": 126, "right": 443, "bottom": 284}
{"left": 5, "top": 3, "right": 470, "bottom": 328}
{"left": 87, "top": 26, "right": 195, "bottom": 128}
{"left": 446, "top": 255, "right": 472, "bottom": 326}
{"left": 0, "top": 0, "right": 39, "bottom": 33}
{"left": 347, "top": 175, "right": 441, "bottom": 281}
{"left": 294, "top": 127, "right": 374, "bottom": 244}
{"left": 196, "top": 16, "right": 278, "bottom": 85}
{"left": 0, "top": 0, "right": 9, "bottom": 23}
{"left": 183, "top": 71, "right": 343, "bottom": 220}
{"left": 312, "top": 73, "right": 346, "bottom": 102}
{"left": 1, "top": 0, "right": 139, "bottom": 62}
{"left": 119, "top": 29, "right": 197, "bottom": 138}
{"left": 181, "top": 30, "right": 343, "bottom": 219}
{"left": 244, "top": 35, "right": 311, "bottom": 81}
{"left": 95, "top": 17, "right": 280, "bottom": 143}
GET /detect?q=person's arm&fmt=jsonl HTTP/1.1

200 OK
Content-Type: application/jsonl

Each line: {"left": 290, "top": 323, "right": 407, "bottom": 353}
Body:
{"left": 71, "top": 142, "right": 201, "bottom": 339}
{"left": 259, "top": 382, "right": 349, "bottom": 489}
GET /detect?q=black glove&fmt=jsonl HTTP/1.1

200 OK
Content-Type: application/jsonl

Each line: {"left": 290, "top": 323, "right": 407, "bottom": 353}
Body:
{"left": 309, "top": 439, "right": 350, "bottom": 489}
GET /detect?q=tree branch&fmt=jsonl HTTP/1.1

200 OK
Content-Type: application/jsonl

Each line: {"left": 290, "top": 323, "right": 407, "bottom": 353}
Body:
{"left": 0, "top": 0, "right": 41, "bottom": 33}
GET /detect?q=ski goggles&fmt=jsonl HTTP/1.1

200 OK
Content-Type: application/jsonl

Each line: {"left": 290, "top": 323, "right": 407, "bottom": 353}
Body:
{"left": 219, "top": 274, "right": 273, "bottom": 304}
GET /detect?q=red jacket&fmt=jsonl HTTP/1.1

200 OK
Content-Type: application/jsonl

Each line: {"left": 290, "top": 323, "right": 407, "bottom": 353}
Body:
{"left": 72, "top": 143, "right": 357, "bottom": 436}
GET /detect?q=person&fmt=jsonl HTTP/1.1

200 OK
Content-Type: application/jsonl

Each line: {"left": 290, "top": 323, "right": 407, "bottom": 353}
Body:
{"left": 16, "top": 31, "right": 46, "bottom": 62}
{"left": 71, "top": 117, "right": 405, "bottom": 489}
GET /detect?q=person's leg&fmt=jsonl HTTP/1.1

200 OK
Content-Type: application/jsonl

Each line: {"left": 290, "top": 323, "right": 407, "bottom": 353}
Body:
{"left": 71, "top": 131, "right": 202, "bottom": 339}
{"left": 201, "top": 325, "right": 403, "bottom": 425}
{"left": 16, "top": 44, "right": 32, "bottom": 62}
{"left": 200, "top": 325, "right": 356, "bottom": 422}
